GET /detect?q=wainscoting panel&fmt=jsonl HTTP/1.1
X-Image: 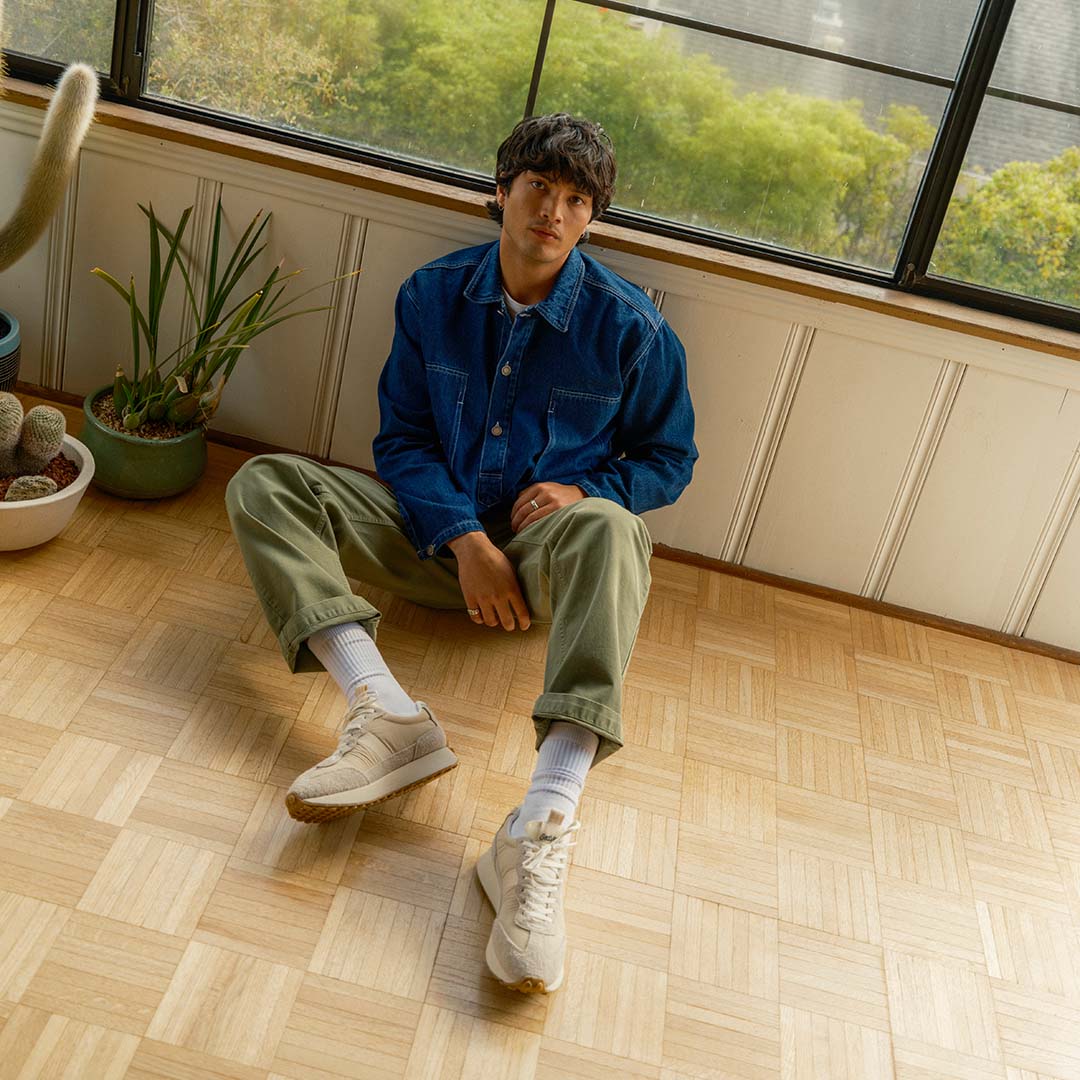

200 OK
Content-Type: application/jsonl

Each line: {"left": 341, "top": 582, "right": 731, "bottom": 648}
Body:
{"left": 884, "top": 370, "right": 1080, "bottom": 630}
{"left": 62, "top": 149, "right": 197, "bottom": 401}
{"left": 196, "top": 181, "right": 350, "bottom": 450}
{"left": 742, "top": 329, "right": 943, "bottom": 594}
{"left": 640, "top": 293, "right": 793, "bottom": 560}
{"left": 1026, "top": 468, "right": 1080, "bottom": 652}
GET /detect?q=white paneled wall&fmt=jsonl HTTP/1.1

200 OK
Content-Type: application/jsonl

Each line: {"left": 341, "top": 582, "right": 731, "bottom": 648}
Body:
{"left": 2, "top": 98, "right": 1079, "bottom": 650}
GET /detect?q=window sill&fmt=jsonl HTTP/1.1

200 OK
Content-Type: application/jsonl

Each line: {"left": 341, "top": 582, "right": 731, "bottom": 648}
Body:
{"left": 6, "top": 74, "right": 1080, "bottom": 363}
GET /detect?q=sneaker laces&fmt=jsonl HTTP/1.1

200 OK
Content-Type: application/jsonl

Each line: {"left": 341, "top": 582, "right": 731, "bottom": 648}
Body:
{"left": 318, "top": 685, "right": 382, "bottom": 767}
{"left": 516, "top": 822, "right": 580, "bottom": 928}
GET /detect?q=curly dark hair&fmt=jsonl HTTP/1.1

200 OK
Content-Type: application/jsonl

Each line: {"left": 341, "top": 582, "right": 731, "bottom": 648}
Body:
{"left": 485, "top": 113, "right": 617, "bottom": 245}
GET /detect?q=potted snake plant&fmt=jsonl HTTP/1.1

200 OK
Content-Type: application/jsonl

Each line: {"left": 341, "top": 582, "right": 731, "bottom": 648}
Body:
{"left": 81, "top": 196, "right": 359, "bottom": 498}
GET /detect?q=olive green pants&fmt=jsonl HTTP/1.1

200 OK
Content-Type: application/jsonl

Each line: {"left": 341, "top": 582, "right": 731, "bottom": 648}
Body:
{"left": 224, "top": 453, "right": 653, "bottom": 764}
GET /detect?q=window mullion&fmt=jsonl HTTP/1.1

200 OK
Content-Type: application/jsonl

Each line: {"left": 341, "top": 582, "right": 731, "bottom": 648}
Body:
{"left": 524, "top": 0, "right": 558, "bottom": 119}
{"left": 894, "top": 0, "right": 1016, "bottom": 287}
{"left": 112, "top": 0, "right": 150, "bottom": 101}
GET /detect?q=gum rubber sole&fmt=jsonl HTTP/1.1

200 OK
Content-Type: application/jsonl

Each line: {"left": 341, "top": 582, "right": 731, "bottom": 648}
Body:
{"left": 475, "top": 845, "right": 564, "bottom": 994}
{"left": 285, "top": 753, "right": 459, "bottom": 824}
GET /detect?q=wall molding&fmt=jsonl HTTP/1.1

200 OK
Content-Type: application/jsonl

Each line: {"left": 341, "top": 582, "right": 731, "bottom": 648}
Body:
{"left": 722, "top": 322, "right": 814, "bottom": 563}
{"left": 174, "top": 176, "right": 221, "bottom": 378}
{"left": 39, "top": 161, "right": 80, "bottom": 389}
{"left": 862, "top": 358, "right": 967, "bottom": 600}
{"left": 308, "top": 215, "right": 366, "bottom": 458}
{"left": 1004, "top": 431, "right": 1080, "bottom": 635}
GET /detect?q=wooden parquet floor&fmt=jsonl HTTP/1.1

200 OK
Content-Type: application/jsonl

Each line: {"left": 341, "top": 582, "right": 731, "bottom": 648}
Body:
{"left": 2, "top": 396, "right": 1080, "bottom": 1078}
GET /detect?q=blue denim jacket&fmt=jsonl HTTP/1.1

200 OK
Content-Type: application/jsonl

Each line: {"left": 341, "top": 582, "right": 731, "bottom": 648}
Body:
{"left": 373, "top": 239, "right": 698, "bottom": 560}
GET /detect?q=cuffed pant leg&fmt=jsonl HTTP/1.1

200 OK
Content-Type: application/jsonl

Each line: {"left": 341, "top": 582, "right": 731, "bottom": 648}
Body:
{"left": 504, "top": 497, "right": 653, "bottom": 766}
{"left": 224, "top": 453, "right": 463, "bottom": 674}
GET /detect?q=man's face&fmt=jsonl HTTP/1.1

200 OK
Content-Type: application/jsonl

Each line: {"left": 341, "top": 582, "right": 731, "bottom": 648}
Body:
{"left": 497, "top": 170, "right": 594, "bottom": 269}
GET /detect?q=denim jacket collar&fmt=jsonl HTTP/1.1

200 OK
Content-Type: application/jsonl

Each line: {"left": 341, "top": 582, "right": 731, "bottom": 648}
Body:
{"left": 463, "top": 239, "right": 585, "bottom": 333}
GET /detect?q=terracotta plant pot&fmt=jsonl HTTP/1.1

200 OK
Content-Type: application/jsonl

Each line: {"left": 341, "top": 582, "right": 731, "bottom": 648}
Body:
{"left": 79, "top": 385, "right": 207, "bottom": 499}
{"left": 0, "top": 433, "right": 95, "bottom": 550}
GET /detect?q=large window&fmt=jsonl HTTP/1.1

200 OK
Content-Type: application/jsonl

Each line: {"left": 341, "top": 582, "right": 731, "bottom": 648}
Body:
{"left": 932, "top": 0, "right": 1080, "bottom": 308}
{"left": 4, "top": 0, "right": 1077, "bottom": 329}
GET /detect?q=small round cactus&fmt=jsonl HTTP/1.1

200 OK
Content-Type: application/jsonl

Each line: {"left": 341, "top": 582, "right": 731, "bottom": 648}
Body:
{"left": 4, "top": 475, "right": 58, "bottom": 501}
{"left": 17, "top": 405, "right": 66, "bottom": 473}
{"left": 0, "top": 392, "right": 66, "bottom": 476}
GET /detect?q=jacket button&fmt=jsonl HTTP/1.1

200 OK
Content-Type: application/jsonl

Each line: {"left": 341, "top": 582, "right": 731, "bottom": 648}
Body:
{"left": 501, "top": 364, "right": 512, "bottom": 376}
{"left": 491, "top": 424, "right": 502, "bottom": 436}
{"left": 426, "top": 544, "right": 435, "bottom": 555}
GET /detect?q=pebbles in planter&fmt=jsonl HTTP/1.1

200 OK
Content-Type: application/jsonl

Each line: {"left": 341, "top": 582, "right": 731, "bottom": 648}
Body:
{"left": 0, "top": 451, "right": 80, "bottom": 499}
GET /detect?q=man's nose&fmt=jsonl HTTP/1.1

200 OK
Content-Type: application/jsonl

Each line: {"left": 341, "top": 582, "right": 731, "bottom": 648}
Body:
{"left": 541, "top": 195, "right": 565, "bottom": 222}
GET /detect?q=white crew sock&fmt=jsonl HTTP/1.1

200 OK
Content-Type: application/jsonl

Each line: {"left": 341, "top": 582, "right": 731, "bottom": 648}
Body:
{"left": 511, "top": 721, "right": 599, "bottom": 839}
{"left": 306, "top": 622, "right": 418, "bottom": 716}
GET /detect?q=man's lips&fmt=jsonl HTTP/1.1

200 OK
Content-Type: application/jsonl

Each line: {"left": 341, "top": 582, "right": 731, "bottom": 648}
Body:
{"left": 531, "top": 227, "right": 559, "bottom": 240}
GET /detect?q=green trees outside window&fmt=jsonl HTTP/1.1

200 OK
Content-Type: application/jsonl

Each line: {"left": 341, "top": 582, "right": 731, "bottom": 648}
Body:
{"left": 5, "top": 0, "right": 1080, "bottom": 309}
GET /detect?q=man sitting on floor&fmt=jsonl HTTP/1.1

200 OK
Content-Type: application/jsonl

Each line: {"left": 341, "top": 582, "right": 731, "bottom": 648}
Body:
{"left": 225, "top": 112, "right": 698, "bottom": 994}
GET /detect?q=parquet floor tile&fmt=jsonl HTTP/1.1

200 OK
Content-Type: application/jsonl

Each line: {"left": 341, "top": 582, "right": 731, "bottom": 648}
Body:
{"left": 0, "top": 1006, "right": 141, "bottom": 1078}
{"left": 876, "top": 877, "right": 985, "bottom": 971}
{"left": 77, "top": 829, "right": 226, "bottom": 937}
{"left": 272, "top": 973, "right": 421, "bottom": 1080}
{"left": 404, "top": 1004, "right": 540, "bottom": 1079}
{"left": 775, "top": 674, "right": 860, "bottom": 743}
{"left": 145, "top": 940, "right": 303, "bottom": 1067}
{"left": 0, "top": 583, "right": 53, "bottom": 648}
{"left": 669, "top": 893, "right": 778, "bottom": 998}
{"left": 663, "top": 976, "right": 780, "bottom": 1079}
{"left": 66, "top": 674, "right": 198, "bottom": 755}
{"left": 883, "top": 949, "right": 1001, "bottom": 1059}
{"left": 859, "top": 696, "right": 948, "bottom": 766}
{"left": 21, "top": 911, "right": 186, "bottom": 1035}
{"left": 935, "top": 668, "right": 1022, "bottom": 733}
{"left": 778, "top": 924, "right": 890, "bottom": 1032}
{"left": 851, "top": 610, "right": 931, "bottom": 666}
{"left": 0, "top": 892, "right": 72, "bottom": 1003}
{"left": 781, "top": 1005, "right": 895, "bottom": 1080}
{"left": 2, "top": 424, "right": 1079, "bottom": 1078}
{"left": 0, "top": 646, "right": 104, "bottom": 729}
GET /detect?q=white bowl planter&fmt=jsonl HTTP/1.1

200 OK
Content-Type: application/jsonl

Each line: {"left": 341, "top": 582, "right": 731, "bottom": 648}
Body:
{"left": 0, "top": 434, "right": 96, "bottom": 551}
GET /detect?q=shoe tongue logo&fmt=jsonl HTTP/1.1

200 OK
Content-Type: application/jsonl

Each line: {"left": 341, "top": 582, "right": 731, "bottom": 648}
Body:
{"left": 536, "top": 809, "right": 564, "bottom": 843}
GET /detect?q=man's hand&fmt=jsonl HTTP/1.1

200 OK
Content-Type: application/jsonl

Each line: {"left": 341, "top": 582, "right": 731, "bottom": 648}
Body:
{"left": 510, "top": 482, "right": 586, "bottom": 534}
{"left": 448, "top": 531, "right": 531, "bottom": 631}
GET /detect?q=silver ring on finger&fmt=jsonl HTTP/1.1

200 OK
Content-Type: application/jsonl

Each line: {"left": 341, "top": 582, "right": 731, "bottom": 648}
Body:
{"left": 529, "top": 498, "right": 540, "bottom": 511}
{"left": 466, "top": 607, "right": 480, "bottom": 616}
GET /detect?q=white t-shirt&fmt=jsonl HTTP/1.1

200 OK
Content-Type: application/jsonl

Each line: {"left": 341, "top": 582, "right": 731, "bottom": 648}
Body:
{"left": 502, "top": 288, "right": 530, "bottom": 319}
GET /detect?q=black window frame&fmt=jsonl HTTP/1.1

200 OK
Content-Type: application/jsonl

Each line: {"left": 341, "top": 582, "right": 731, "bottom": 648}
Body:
{"left": 5, "top": 0, "right": 1080, "bottom": 334}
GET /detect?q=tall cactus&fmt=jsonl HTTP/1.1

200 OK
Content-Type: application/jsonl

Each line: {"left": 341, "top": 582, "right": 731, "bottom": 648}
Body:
{"left": 0, "top": 392, "right": 65, "bottom": 475}
{"left": 0, "top": 391, "right": 21, "bottom": 474}
{"left": 0, "top": 0, "right": 100, "bottom": 273}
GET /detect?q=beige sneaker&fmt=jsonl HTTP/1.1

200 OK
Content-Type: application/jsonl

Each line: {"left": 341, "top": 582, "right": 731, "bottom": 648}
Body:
{"left": 285, "top": 684, "right": 457, "bottom": 824}
{"left": 475, "top": 806, "right": 579, "bottom": 993}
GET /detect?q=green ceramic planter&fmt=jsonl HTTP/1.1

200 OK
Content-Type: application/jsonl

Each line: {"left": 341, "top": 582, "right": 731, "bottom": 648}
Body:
{"left": 81, "top": 385, "right": 207, "bottom": 499}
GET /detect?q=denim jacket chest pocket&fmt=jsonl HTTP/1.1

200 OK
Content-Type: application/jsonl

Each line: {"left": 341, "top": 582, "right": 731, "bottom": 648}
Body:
{"left": 427, "top": 364, "right": 469, "bottom": 470}
{"left": 538, "top": 386, "right": 623, "bottom": 466}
